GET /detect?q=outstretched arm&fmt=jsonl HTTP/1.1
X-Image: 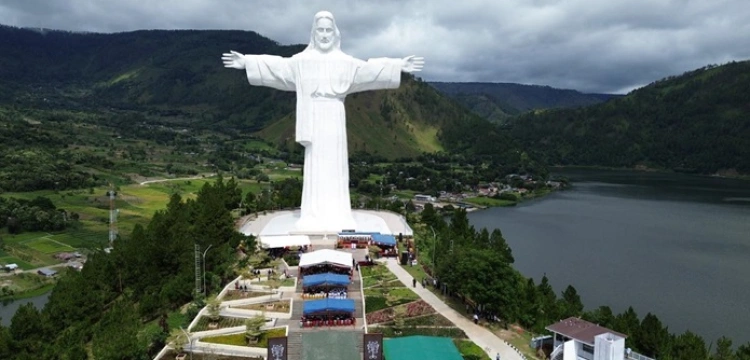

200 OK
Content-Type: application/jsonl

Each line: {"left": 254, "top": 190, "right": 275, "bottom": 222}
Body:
{"left": 222, "top": 50, "right": 296, "bottom": 91}
{"left": 349, "top": 56, "right": 425, "bottom": 94}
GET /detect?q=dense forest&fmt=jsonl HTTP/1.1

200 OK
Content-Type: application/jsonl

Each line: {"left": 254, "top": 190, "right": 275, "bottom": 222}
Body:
{"left": 509, "top": 61, "right": 750, "bottom": 175}
{"left": 0, "top": 177, "right": 250, "bottom": 359}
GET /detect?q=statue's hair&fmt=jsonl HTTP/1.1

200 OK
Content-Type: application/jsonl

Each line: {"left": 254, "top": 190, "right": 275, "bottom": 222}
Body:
{"left": 304, "top": 11, "right": 342, "bottom": 53}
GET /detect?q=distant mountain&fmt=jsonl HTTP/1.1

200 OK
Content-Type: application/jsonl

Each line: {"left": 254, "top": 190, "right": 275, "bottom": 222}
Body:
{"left": 508, "top": 61, "right": 750, "bottom": 175}
{"left": 430, "top": 82, "right": 618, "bottom": 123}
{"left": 0, "top": 25, "right": 531, "bottom": 164}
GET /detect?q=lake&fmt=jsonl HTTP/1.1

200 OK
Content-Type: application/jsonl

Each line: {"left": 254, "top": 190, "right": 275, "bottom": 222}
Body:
{"left": 0, "top": 292, "right": 50, "bottom": 326}
{"left": 468, "top": 168, "right": 750, "bottom": 345}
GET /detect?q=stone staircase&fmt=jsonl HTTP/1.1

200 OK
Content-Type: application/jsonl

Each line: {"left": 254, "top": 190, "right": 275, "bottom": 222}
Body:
{"left": 287, "top": 330, "right": 304, "bottom": 360}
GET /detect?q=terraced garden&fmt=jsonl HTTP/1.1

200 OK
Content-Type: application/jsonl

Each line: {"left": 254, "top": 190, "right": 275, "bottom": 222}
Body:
{"left": 191, "top": 316, "right": 249, "bottom": 332}
{"left": 220, "top": 290, "right": 273, "bottom": 301}
{"left": 233, "top": 300, "right": 290, "bottom": 313}
{"left": 201, "top": 327, "right": 286, "bottom": 347}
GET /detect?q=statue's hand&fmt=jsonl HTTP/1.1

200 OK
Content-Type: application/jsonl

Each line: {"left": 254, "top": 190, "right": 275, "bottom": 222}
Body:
{"left": 222, "top": 50, "right": 246, "bottom": 70}
{"left": 401, "top": 55, "right": 424, "bottom": 73}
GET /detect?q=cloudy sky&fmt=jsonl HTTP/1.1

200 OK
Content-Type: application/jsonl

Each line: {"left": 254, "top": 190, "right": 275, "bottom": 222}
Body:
{"left": 1, "top": 0, "right": 749, "bottom": 94}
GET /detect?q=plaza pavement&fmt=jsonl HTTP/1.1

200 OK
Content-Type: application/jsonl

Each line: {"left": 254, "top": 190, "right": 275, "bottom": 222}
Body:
{"left": 384, "top": 258, "right": 526, "bottom": 360}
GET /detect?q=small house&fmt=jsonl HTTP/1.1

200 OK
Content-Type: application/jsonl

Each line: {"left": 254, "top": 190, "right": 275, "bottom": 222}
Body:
{"left": 38, "top": 268, "right": 58, "bottom": 277}
{"left": 4, "top": 264, "right": 19, "bottom": 271}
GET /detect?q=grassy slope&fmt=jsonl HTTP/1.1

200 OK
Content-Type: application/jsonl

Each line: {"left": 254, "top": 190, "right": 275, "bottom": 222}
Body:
{"left": 256, "top": 78, "right": 445, "bottom": 159}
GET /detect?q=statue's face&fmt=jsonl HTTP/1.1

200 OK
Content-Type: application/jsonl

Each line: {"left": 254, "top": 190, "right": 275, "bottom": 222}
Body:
{"left": 314, "top": 18, "right": 335, "bottom": 52}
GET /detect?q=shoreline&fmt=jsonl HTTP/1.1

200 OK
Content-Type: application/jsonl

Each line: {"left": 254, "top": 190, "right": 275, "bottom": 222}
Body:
{"left": 0, "top": 284, "right": 54, "bottom": 302}
{"left": 551, "top": 165, "right": 750, "bottom": 181}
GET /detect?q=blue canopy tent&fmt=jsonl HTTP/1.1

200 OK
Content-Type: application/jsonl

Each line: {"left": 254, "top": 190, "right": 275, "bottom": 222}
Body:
{"left": 372, "top": 234, "right": 397, "bottom": 247}
{"left": 302, "top": 273, "right": 351, "bottom": 288}
{"left": 303, "top": 299, "right": 356, "bottom": 315}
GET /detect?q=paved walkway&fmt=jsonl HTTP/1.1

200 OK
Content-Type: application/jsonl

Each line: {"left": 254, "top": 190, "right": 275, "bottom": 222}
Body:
{"left": 384, "top": 258, "right": 525, "bottom": 360}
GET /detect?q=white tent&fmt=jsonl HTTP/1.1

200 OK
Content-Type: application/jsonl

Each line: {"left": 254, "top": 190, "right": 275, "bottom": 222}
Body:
{"left": 298, "top": 249, "right": 353, "bottom": 269}
{"left": 259, "top": 235, "right": 311, "bottom": 249}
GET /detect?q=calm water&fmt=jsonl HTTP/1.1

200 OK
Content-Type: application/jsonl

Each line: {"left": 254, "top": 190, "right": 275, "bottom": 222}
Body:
{"left": 468, "top": 168, "right": 750, "bottom": 345}
{"left": 0, "top": 292, "right": 50, "bottom": 326}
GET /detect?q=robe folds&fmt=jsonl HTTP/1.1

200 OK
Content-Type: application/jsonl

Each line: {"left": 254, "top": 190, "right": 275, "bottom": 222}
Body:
{"left": 244, "top": 51, "right": 402, "bottom": 232}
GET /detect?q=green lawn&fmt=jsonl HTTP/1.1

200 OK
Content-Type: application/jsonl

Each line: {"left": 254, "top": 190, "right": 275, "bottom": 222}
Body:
{"left": 360, "top": 264, "right": 391, "bottom": 278}
{"left": 400, "top": 263, "right": 429, "bottom": 281}
{"left": 454, "top": 339, "right": 491, "bottom": 360}
{"left": 463, "top": 196, "right": 516, "bottom": 207}
{"left": 0, "top": 256, "right": 35, "bottom": 270}
{"left": 24, "top": 238, "right": 76, "bottom": 254}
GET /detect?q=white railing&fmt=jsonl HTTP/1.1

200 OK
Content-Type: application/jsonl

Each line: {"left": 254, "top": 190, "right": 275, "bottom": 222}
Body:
{"left": 628, "top": 351, "right": 656, "bottom": 360}
{"left": 550, "top": 344, "right": 563, "bottom": 360}
{"left": 359, "top": 263, "right": 368, "bottom": 333}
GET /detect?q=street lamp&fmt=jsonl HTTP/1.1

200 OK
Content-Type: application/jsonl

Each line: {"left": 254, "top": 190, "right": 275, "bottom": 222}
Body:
{"left": 429, "top": 226, "right": 437, "bottom": 269}
{"left": 179, "top": 326, "right": 193, "bottom": 360}
{"left": 202, "top": 244, "right": 213, "bottom": 298}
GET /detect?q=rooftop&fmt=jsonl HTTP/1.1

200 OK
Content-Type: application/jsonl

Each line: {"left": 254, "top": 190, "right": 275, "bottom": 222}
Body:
{"left": 546, "top": 317, "right": 628, "bottom": 346}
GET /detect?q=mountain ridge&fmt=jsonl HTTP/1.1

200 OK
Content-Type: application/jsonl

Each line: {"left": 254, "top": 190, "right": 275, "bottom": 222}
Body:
{"left": 0, "top": 25, "right": 533, "bottom": 165}
{"left": 508, "top": 60, "right": 750, "bottom": 175}
{"left": 430, "top": 81, "right": 619, "bottom": 123}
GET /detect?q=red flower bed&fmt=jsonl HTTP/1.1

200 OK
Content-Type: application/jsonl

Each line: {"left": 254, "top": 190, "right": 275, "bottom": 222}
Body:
{"left": 406, "top": 300, "right": 434, "bottom": 317}
{"left": 366, "top": 308, "right": 394, "bottom": 324}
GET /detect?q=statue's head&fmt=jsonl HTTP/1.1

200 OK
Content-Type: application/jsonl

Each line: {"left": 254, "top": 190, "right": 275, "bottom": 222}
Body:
{"left": 306, "top": 11, "right": 341, "bottom": 53}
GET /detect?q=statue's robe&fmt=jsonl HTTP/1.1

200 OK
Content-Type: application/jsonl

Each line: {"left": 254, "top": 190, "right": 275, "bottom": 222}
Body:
{"left": 244, "top": 50, "right": 402, "bottom": 232}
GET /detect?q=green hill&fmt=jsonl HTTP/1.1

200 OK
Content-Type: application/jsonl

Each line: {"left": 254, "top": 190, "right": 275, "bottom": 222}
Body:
{"left": 431, "top": 82, "right": 618, "bottom": 123}
{"left": 0, "top": 25, "right": 523, "bottom": 161}
{"left": 508, "top": 61, "right": 750, "bottom": 175}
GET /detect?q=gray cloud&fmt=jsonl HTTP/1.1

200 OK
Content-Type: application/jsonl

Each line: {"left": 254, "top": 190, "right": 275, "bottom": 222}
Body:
{"left": 1, "top": 0, "right": 749, "bottom": 93}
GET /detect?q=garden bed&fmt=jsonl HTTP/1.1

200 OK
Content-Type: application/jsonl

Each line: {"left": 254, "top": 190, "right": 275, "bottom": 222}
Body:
{"left": 221, "top": 290, "right": 272, "bottom": 301}
{"left": 362, "top": 275, "right": 398, "bottom": 288}
{"left": 364, "top": 287, "right": 418, "bottom": 307}
{"left": 402, "top": 313, "right": 454, "bottom": 327}
{"left": 360, "top": 264, "right": 391, "bottom": 278}
{"left": 366, "top": 300, "right": 435, "bottom": 322}
{"left": 200, "top": 327, "right": 286, "bottom": 348}
{"left": 233, "top": 300, "right": 291, "bottom": 313}
{"left": 191, "top": 316, "right": 250, "bottom": 332}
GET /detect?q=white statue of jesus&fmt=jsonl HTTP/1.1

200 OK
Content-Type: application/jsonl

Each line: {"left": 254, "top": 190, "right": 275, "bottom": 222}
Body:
{"left": 222, "top": 11, "right": 424, "bottom": 233}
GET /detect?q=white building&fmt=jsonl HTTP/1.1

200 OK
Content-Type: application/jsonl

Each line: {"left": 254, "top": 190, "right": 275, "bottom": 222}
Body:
{"left": 413, "top": 194, "right": 436, "bottom": 202}
{"left": 546, "top": 317, "right": 654, "bottom": 360}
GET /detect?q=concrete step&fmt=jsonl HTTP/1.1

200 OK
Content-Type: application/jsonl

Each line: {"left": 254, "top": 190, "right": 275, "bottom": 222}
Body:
{"left": 287, "top": 331, "right": 303, "bottom": 360}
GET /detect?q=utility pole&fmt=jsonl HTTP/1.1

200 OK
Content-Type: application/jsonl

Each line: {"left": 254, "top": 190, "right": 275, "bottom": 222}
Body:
{"left": 107, "top": 183, "right": 118, "bottom": 247}
{"left": 430, "top": 226, "right": 437, "bottom": 269}
{"left": 202, "top": 244, "right": 213, "bottom": 297}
